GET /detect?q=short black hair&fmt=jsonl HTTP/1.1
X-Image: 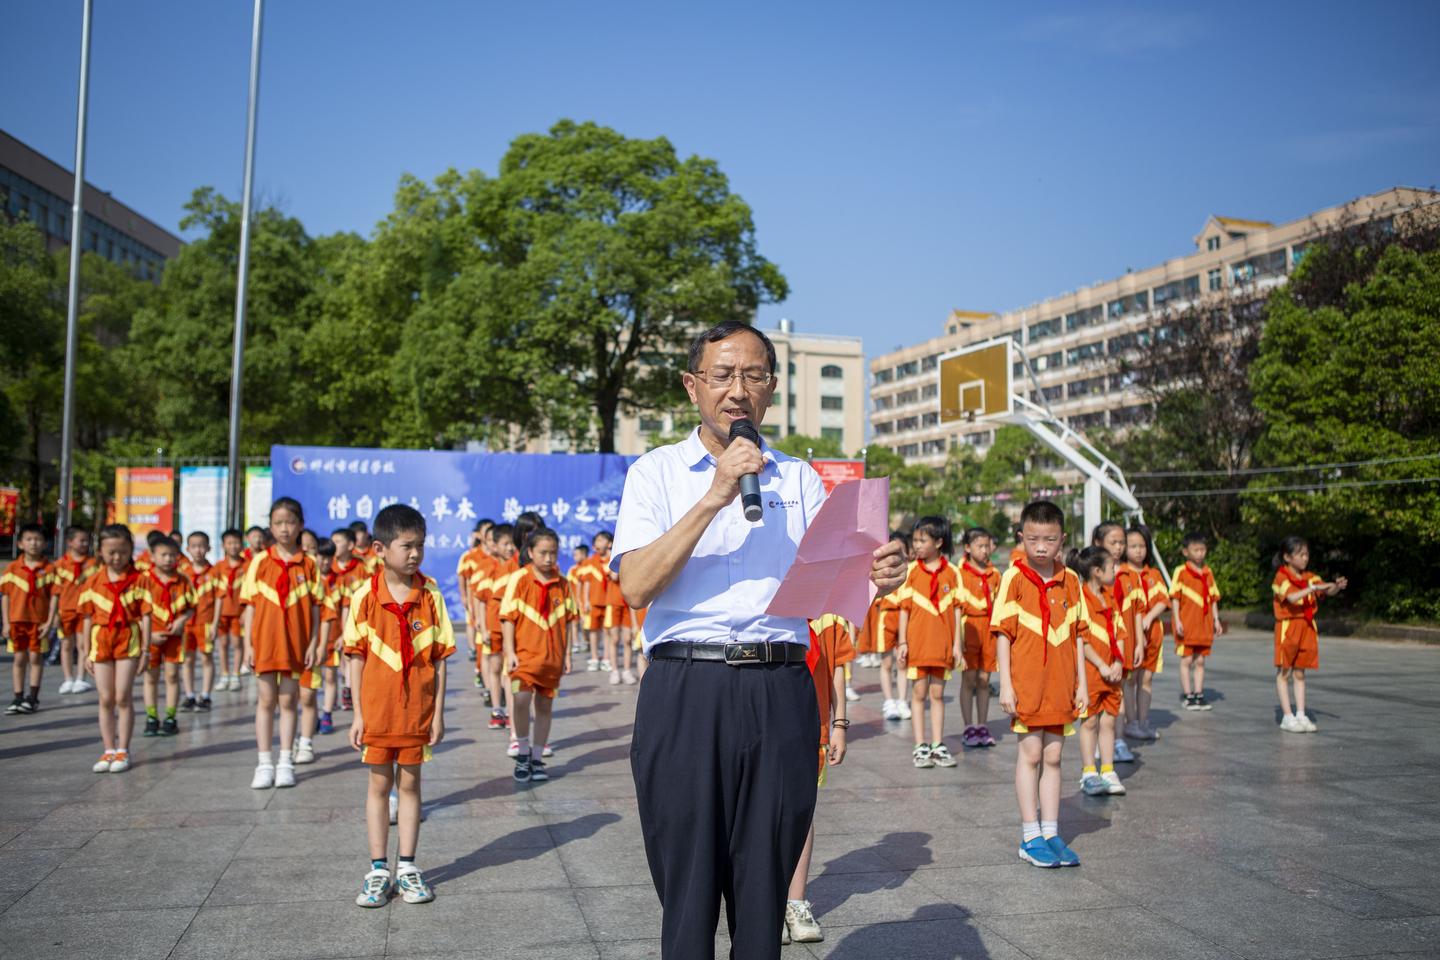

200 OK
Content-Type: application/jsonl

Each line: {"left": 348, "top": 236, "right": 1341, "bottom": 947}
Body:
{"left": 373, "top": 504, "right": 425, "bottom": 545}
{"left": 64, "top": 525, "right": 89, "bottom": 542}
{"left": 1020, "top": 500, "right": 1065, "bottom": 529}
{"left": 962, "top": 526, "right": 992, "bottom": 547}
{"left": 348, "top": 520, "right": 369, "bottom": 534}
{"left": 317, "top": 540, "right": 337, "bottom": 559}
{"left": 593, "top": 530, "right": 613, "bottom": 545}
{"left": 687, "top": 320, "right": 777, "bottom": 375}
{"left": 1181, "top": 531, "right": 1207, "bottom": 548}
{"left": 475, "top": 518, "right": 494, "bottom": 532}
{"left": 530, "top": 527, "right": 560, "bottom": 549}
{"left": 146, "top": 530, "right": 167, "bottom": 548}
{"left": 574, "top": 544, "right": 590, "bottom": 556}
{"left": 270, "top": 497, "right": 305, "bottom": 524}
{"left": 18, "top": 522, "right": 45, "bottom": 540}
{"left": 1067, "top": 545, "right": 1112, "bottom": 582}
{"left": 245, "top": 525, "right": 264, "bottom": 536}
{"left": 222, "top": 528, "right": 244, "bottom": 542}
{"left": 491, "top": 522, "right": 515, "bottom": 543}
{"left": 98, "top": 523, "right": 133, "bottom": 547}
{"left": 187, "top": 530, "right": 210, "bottom": 545}
{"left": 912, "top": 515, "right": 953, "bottom": 556}
{"left": 152, "top": 536, "right": 180, "bottom": 555}
{"left": 330, "top": 527, "right": 356, "bottom": 545}
{"left": 1090, "top": 521, "right": 1124, "bottom": 546}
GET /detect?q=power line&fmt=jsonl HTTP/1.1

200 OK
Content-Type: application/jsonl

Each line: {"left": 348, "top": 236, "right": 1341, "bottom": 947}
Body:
{"left": 1129, "top": 452, "right": 1440, "bottom": 479}
{"left": 1134, "top": 475, "right": 1440, "bottom": 500}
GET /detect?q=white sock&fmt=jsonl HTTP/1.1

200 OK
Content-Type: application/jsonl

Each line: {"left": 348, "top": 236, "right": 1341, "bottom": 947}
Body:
{"left": 1041, "top": 820, "right": 1058, "bottom": 839}
{"left": 257, "top": 751, "right": 273, "bottom": 767}
{"left": 1022, "top": 820, "right": 1041, "bottom": 842}
{"left": 278, "top": 749, "right": 294, "bottom": 767}
{"left": 298, "top": 737, "right": 312, "bottom": 749}
{"left": 514, "top": 737, "right": 530, "bottom": 756}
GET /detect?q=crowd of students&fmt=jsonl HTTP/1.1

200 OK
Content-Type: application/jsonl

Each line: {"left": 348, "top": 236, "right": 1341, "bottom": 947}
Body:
{"left": 0, "top": 493, "right": 1347, "bottom": 923}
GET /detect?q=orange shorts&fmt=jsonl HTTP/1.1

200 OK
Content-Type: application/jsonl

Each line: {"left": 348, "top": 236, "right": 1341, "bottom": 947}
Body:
{"left": 511, "top": 676, "right": 558, "bottom": 700}
{"left": 1275, "top": 620, "right": 1319, "bottom": 670}
{"left": 89, "top": 625, "right": 142, "bottom": 662}
{"left": 584, "top": 608, "right": 606, "bottom": 632}
{"left": 1140, "top": 622, "right": 1163, "bottom": 672}
{"left": 59, "top": 612, "right": 84, "bottom": 637}
{"left": 147, "top": 634, "right": 186, "bottom": 668}
{"left": 216, "top": 614, "right": 240, "bottom": 637}
{"left": 1011, "top": 720, "right": 1077, "bottom": 737}
{"left": 6, "top": 622, "right": 49, "bottom": 654}
{"left": 361, "top": 743, "right": 432, "bottom": 766}
{"left": 1086, "top": 685, "right": 1122, "bottom": 718}
{"left": 184, "top": 623, "right": 214, "bottom": 655}
{"left": 1178, "top": 640, "right": 1212, "bottom": 659}
{"left": 604, "top": 605, "right": 632, "bottom": 630}
{"left": 906, "top": 665, "right": 952, "bottom": 682}
{"left": 962, "top": 617, "right": 996, "bottom": 672}
{"left": 299, "top": 668, "right": 323, "bottom": 691}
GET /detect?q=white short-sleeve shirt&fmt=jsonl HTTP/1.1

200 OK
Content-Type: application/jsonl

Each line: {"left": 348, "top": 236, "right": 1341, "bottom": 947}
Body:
{"left": 610, "top": 426, "right": 827, "bottom": 653}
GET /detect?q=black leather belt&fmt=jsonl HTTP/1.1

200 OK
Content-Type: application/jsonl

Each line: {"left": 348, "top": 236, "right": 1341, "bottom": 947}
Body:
{"left": 648, "top": 641, "right": 808, "bottom": 666}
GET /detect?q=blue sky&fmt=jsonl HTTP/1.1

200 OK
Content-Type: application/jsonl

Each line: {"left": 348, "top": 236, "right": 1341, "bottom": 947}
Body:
{"left": 5, "top": 1, "right": 1437, "bottom": 358}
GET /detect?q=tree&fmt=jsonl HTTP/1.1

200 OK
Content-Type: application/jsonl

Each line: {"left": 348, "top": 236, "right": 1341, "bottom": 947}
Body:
{"left": 770, "top": 433, "right": 845, "bottom": 459}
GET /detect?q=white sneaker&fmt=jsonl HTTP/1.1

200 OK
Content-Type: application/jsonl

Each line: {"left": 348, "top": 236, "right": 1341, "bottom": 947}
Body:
{"left": 881, "top": 699, "right": 901, "bottom": 721}
{"left": 388, "top": 791, "right": 399, "bottom": 824}
{"left": 240, "top": 665, "right": 252, "bottom": 676}
{"left": 1280, "top": 714, "right": 1305, "bottom": 733}
{"left": 586, "top": 659, "right": 599, "bottom": 672}
{"left": 599, "top": 660, "right": 613, "bottom": 672}
{"left": 896, "top": 699, "right": 913, "bottom": 720}
{"left": 784, "top": 899, "right": 823, "bottom": 943}
{"left": 293, "top": 742, "right": 316, "bottom": 764}
{"left": 622, "top": 669, "right": 638, "bottom": 685}
{"left": 73, "top": 678, "right": 93, "bottom": 694}
{"left": 1113, "top": 739, "right": 1136, "bottom": 763}
{"left": 58, "top": 679, "right": 75, "bottom": 695}
{"left": 93, "top": 751, "right": 117, "bottom": 773}
{"left": 107, "top": 751, "right": 131, "bottom": 773}
{"left": 845, "top": 686, "right": 861, "bottom": 703}
{"left": 250, "top": 763, "right": 276, "bottom": 789}
{"left": 1101, "top": 770, "right": 1127, "bottom": 795}
{"left": 608, "top": 670, "right": 622, "bottom": 686}
{"left": 1297, "top": 713, "right": 1317, "bottom": 733}
{"left": 506, "top": 740, "right": 521, "bottom": 758}
{"left": 274, "top": 763, "right": 296, "bottom": 788}
{"left": 542, "top": 743, "right": 554, "bottom": 758}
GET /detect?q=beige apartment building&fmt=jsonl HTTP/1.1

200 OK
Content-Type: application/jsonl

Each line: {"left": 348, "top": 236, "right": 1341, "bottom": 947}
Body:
{"left": 869, "top": 186, "right": 1439, "bottom": 466}
{"left": 522, "top": 319, "right": 867, "bottom": 456}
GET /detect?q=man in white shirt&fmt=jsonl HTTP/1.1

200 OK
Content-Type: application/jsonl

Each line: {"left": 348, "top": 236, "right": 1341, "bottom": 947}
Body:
{"left": 612, "top": 320, "right": 905, "bottom": 959}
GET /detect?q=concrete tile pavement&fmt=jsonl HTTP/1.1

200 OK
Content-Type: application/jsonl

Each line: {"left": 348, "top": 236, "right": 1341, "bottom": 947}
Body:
{"left": 0, "top": 628, "right": 1437, "bottom": 959}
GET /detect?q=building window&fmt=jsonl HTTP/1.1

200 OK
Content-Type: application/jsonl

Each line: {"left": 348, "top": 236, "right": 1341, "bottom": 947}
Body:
{"left": 1208, "top": 268, "right": 1222, "bottom": 291}
{"left": 921, "top": 439, "right": 946, "bottom": 455}
{"left": 1027, "top": 317, "right": 1061, "bottom": 342}
{"left": 1065, "top": 342, "right": 1105, "bottom": 366}
{"left": 895, "top": 360, "right": 919, "bottom": 379}
{"left": 920, "top": 383, "right": 937, "bottom": 401}
{"left": 963, "top": 430, "right": 993, "bottom": 446}
{"left": 1152, "top": 277, "right": 1198, "bottom": 310}
{"left": 1069, "top": 412, "right": 1107, "bottom": 430}
{"left": 874, "top": 420, "right": 894, "bottom": 435}
{"left": 820, "top": 396, "right": 843, "bottom": 410}
{"left": 639, "top": 417, "right": 664, "bottom": 433}
{"left": 1032, "top": 351, "right": 1063, "bottom": 373}
{"left": 896, "top": 389, "right": 919, "bottom": 406}
{"left": 1206, "top": 236, "right": 1221, "bottom": 251}
{"left": 1064, "top": 306, "right": 1102, "bottom": 332}
{"left": 1033, "top": 385, "right": 1063, "bottom": 404}
{"left": 920, "top": 354, "right": 938, "bottom": 372}
{"left": 788, "top": 361, "right": 796, "bottom": 376}
{"left": 821, "top": 427, "right": 844, "bottom": 444}
{"left": 789, "top": 393, "right": 798, "bottom": 409}
{"left": 873, "top": 395, "right": 893, "bottom": 411}
{"left": 897, "top": 443, "right": 920, "bottom": 458}
{"left": 897, "top": 416, "right": 919, "bottom": 432}
{"left": 921, "top": 411, "right": 939, "bottom": 428}
{"left": 1067, "top": 375, "right": 1107, "bottom": 399}
{"left": 821, "top": 364, "right": 843, "bottom": 379}
{"left": 874, "top": 368, "right": 893, "bottom": 384}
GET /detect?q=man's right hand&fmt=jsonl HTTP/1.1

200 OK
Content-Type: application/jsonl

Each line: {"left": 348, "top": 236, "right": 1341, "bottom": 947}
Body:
{"left": 704, "top": 437, "right": 764, "bottom": 509}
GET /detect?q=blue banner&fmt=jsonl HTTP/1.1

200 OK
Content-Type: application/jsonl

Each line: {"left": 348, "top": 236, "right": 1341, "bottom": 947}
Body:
{"left": 271, "top": 445, "right": 637, "bottom": 618}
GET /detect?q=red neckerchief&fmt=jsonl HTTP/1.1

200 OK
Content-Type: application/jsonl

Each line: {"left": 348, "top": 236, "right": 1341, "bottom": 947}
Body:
{"left": 922, "top": 556, "right": 949, "bottom": 609}
{"left": 224, "top": 559, "right": 245, "bottom": 596}
{"left": 1085, "top": 586, "right": 1121, "bottom": 662}
{"left": 375, "top": 573, "right": 419, "bottom": 690}
{"left": 1279, "top": 567, "right": 1317, "bottom": 624}
{"left": 334, "top": 558, "right": 360, "bottom": 580}
{"left": 806, "top": 624, "right": 821, "bottom": 673}
{"left": 269, "top": 547, "right": 306, "bottom": 612}
{"left": 59, "top": 555, "right": 89, "bottom": 585}
{"left": 104, "top": 570, "right": 139, "bottom": 628}
{"left": 1113, "top": 566, "right": 1133, "bottom": 614}
{"left": 1014, "top": 560, "right": 1065, "bottom": 664}
{"left": 151, "top": 572, "right": 177, "bottom": 622}
{"left": 1185, "top": 562, "right": 1213, "bottom": 618}
{"left": 324, "top": 570, "right": 340, "bottom": 593}
{"left": 533, "top": 569, "right": 560, "bottom": 619}
{"left": 14, "top": 559, "right": 43, "bottom": 595}
{"left": 963, "top": 560, "right": 992, "bottom": 616}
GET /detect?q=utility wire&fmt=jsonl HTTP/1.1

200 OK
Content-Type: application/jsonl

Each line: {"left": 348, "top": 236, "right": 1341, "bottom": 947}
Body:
{"left": 1133, "top": 475, "right": 1440, "bottom": 499}
{"left": 1129, "top": 452, "right": 1439, "bottom": 479}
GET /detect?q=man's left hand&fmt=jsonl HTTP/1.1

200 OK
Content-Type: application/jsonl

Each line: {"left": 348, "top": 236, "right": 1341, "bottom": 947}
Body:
{"left": 869, "top": 539, "right": 906, "bottom": 597}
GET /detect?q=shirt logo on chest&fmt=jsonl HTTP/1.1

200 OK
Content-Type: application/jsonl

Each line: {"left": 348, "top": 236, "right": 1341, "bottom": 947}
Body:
{"left": 766, "top": 499, "right": 799, "bottom": 509}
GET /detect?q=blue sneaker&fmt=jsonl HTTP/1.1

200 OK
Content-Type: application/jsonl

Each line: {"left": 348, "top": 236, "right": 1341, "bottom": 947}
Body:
{"left": 1018, "top": 836, "right": 1061, "bottom": 868}
{"left": 1045, "top": 834, "right": 1081, "bottom": 866}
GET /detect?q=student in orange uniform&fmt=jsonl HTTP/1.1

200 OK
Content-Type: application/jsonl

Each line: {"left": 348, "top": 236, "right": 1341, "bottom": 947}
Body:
{"left": 1272, "top": 535, "right": 1346, "bottom": 734}
{"left": 140, "top": 536, "right": 195, "bottom": 737}
{"left": 300, "top": 528, "right": 322, "bottom": 558}
{"left": 1007, "top": 524, "right": 1026, "bottom": 568}
{"left": 328, "top": 526, "right": 366, "bottom": 712}
{"left": 181, "top": 531, "right": 217, "bottom": 712}
{"left": 135, "top": 529, "right": 165, "bottom": 574}
{"left": 783, "top": 614, "right": 853, "bottom": 945}
{"left": 475, "top": 523, "right": 517, "bottom": 732}
{"left": 456, "top": 520, "right": 492, "bottom": 664}
{"left": 566, "top": 542, "right": 589, "bottom": 655}
{"left": 993, "top": 500, "right": 1087, "bottom": 869}
{"left": 2, "top": 522, "right": 56, "bottom": 714}
{"left": 1171, "top": 532, "right": 1222, "bottom": 711}
{"left": 79, "top": 524, "right": 146, "bottom": 772}
{"left": 1091, "top": 522, "right": 1138, "bottom": 763}
{"left": 958, "top": 527, "right": 1001, "bottom": 749}
{"left": 350, "top": 520, "right": 381, "bottom": 573}
{"left": 1072, "top": 546, "right": 1126, "bottom": 797}
{"left": 52, "top": 525, "right": 98, "bottom": 697}
{"left": 295, "top": 540, "right": 340, "bottom": 766}
{"left": 601, "top": 533, "right": 638, "bottom": 685}
{"left": 345, "top": 503, "right": 453, "bottom": 907}
{"left": 242, "top": 525, "right": 265, "bottom": 562}
{"left": 877, "top": 530, "right": 911, "bottom": 721}
{"left": 897, "top": 516, "right": 961, "bottom": 769}
{"left": 242, "top": 497, "right": 324, "bottom": 790}
{"left": 212, "top": 528, "right": 248, "bottom": 692}
{"left": 1123, "top": 525, "right": 1167, "bottom": 740}
{"left": 579, "top": 532, "right": 611, "bottom": 672}
{"left": 500, "top": 526, "right": 576, "bottom": 782}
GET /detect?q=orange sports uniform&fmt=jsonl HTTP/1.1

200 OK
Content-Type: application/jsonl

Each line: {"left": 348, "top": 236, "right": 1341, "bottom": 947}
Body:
{"left": 303, "top": 575, "right": 346, "bottom": 690}
{"left": 808, "top": 614, "right": 855, "bottom": 783}
{"left": 134, "top": 551, "right": 154, "bottom": 574}
{"left": 343, "top": 571, "right": 455, "bottom": 765}
{"left": 1137, "top": 565, "right": 1168, "bottom": 673}
{"left": 1170, "top": 562, "right": 1220, "bottom": 657}
{"left": 214, "top": 558, "right": 249, "bottom": 637}
{"left": 959, "top": 560, "right": 1001, "bottom": 672}
{"left": 465, "top": 553, "right": 497, "bottom": 659}
{"left": 239, "top": 547, "right": 323, "bottom": 676}
{"left": 602, "top": 565, "right": 632, "bottom": 630}
{"left": 484, "top": 555, "right": 520, "bottom": 654}
{"left": 2, "top": 558, "right": 55, "bottom": 653}
{"left": 898, "top": 558, "right": 960, "bottom": 680}
{"left": 1008, "top": 545, "right": 1026, "bottom": 567}
{"left": 52, "top": 555, "right": 99, "bottom": 638}
{"left": 1272, "top": 568, "right": 1322, "bottom": 670}
{"left": 77, "top": 568, "right": 146, "bottom": 662}
{"left": 1080, "top": 585, "right": 1123, "bottom": 717}
{"left": 576, "top": 555, "right": 609, "bottom": 632}
{"left": 990, "top": 561, "right": 1086, "bottom": 735}
{"left": 140, "top": 571, "right": 196, "bottom": 667}
{"left": 456, "top": 545, "right": 487, "bottom": 626}
{"left": 499, "top": 564, "right": 578, "bottom": 699}
{"left": 184, "top": 563, "right": 217, "bottom": 655}
{"left": 1112, "top": 563, "right": 1147, "bottom": 672}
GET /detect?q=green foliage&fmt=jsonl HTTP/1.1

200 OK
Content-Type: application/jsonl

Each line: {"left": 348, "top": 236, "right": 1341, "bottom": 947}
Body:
{"left": 770, "top": 433, "right": 846, "bottom": 459}
{"left": 1153, "top": 527, "right": 1267, "bottom": 608}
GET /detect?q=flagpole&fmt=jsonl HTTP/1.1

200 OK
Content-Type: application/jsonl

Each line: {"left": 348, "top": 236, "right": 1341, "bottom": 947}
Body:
{"left": 55, "top": 0, "right": 94, "bottom": 555}
{"left": 225, "top": 0, "right": 264, "bottom": 528}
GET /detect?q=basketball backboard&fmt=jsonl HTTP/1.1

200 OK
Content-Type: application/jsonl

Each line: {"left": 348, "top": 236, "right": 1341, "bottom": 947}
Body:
{"left": 939, "top": 338, "right": 1013, "bottom": 423}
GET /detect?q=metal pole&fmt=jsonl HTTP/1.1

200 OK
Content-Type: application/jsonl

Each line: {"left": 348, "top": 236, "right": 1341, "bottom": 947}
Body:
{"left": 55, "top": 0, "right": 94, "bottom": 556}
{"left": 225, "top": 0, "right": 264, "bottom": 528}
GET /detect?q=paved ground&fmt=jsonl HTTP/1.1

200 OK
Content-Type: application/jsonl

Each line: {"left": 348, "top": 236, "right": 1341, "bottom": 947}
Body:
{"left": 1, "top": 627, "right": 1438, "bottom": 960}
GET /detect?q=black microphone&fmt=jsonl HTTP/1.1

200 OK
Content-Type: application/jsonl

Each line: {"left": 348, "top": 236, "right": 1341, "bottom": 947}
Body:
{"left": 728, "top": 418, "right": 764, "bottom": 522}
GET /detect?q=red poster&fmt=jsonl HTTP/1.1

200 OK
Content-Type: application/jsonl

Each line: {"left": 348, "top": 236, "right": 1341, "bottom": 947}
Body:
{"left": 114, "top": 467, "right": 175, "bottom": 540}
{"left": 0, "top": 487, "right": 18, "bottom": 537}
{"left": 811, "top": 459, "right": 865, "bottom": 495}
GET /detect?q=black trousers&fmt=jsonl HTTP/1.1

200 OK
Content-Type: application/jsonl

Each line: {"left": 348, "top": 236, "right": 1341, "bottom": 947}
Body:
{"left": 631, "top": 657, "right": 820, "bottom": 960}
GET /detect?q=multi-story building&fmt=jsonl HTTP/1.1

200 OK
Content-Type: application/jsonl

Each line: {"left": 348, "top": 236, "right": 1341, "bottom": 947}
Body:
{"left": 1, "top": 128, "right": 181, "bottom": 279}
{"left": 521, "top": 319, "right": 867, "bottom": 456}
{"left": 869, "top": 186, "right": 1439, "bottom": 465}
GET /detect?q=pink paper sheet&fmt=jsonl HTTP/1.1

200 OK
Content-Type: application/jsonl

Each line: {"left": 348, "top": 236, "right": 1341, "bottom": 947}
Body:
{"left": 765, "top": 477, "right": 890, "bottom": 626}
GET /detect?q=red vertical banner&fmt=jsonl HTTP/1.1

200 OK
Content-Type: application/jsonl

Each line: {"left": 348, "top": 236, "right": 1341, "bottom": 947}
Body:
{"left": 0, "top": 487, "right": 18, "bottom": 537}
{"left": 810, "top": 459, "right": 865, "bottom": 495}
{"left": 113, "top": 467, "right": 174, "bottom": 541}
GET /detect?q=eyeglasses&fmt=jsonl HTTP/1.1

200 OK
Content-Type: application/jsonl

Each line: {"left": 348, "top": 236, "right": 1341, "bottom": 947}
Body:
{"left": 690, "top": 368, "right": 775, "bottom": 389}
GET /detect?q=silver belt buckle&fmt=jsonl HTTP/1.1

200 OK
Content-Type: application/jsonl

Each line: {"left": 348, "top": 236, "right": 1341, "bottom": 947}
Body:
{"left": 724, "top": 642, "right": 763, "bottom": 666}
